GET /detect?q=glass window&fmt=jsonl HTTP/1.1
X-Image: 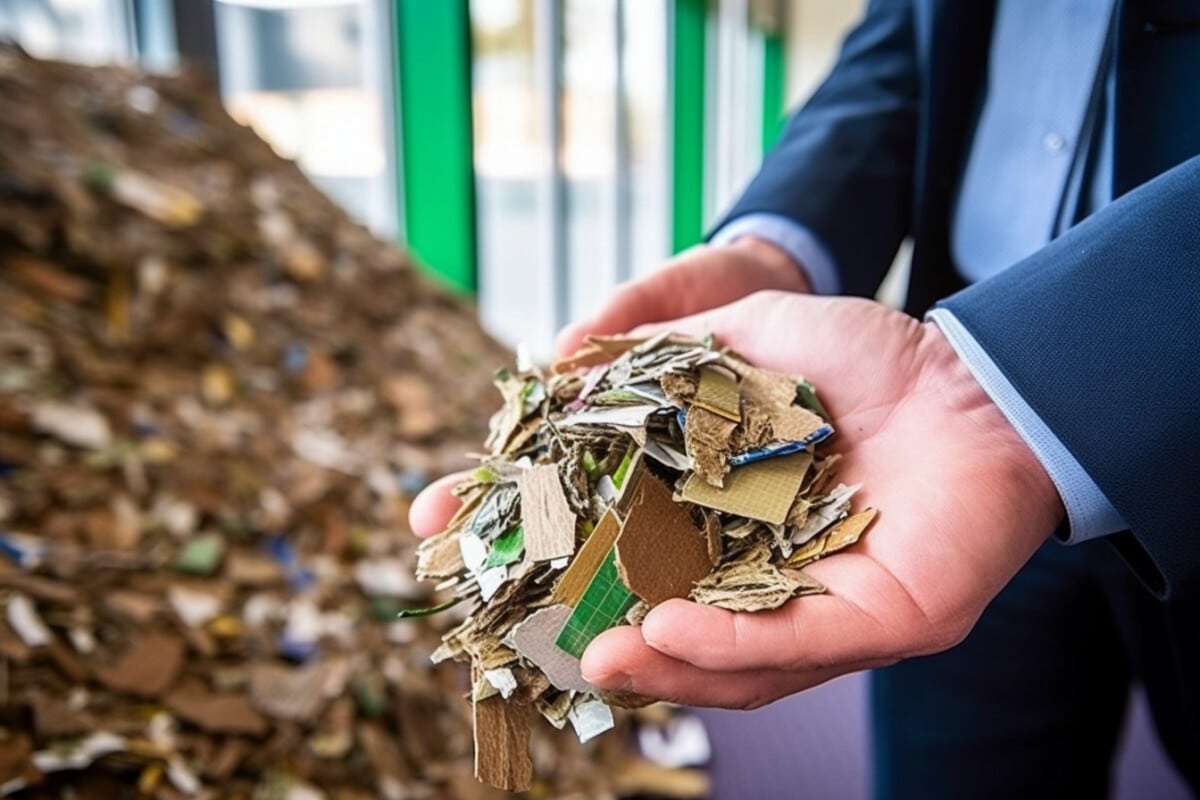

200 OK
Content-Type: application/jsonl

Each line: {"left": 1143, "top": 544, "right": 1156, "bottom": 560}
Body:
{"left": 563, "top": 0, "right": 616, "bottom": 324}
{"left": 472, "top": 0, "right": 669, "bottom": 356}
{"left": 624, "top": 0, "right": 668, "bottom": 279}
{"left": 471, "top": 0, "right": 551, "bottom": 351}
{"left": 0, "top": 0, "right": 135, "bottom": 63}
{"left": 213, "top": 0, "right": 397, "bottom": 236}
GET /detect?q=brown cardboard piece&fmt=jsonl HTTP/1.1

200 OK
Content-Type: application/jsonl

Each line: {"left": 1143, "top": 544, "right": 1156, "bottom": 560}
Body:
{"left": 165, "top": 682, "right": 269, "bottom": 736}
{"left": 728, "top": 361, "right": 795, "bottom": 408}
{"left": 692, "top": 365, "right": 741, "bottom": 423}
{"left": 550, "top": 507, "right": 621, "bottom": 607}
{"left": 788, "top": 507, "right": 877, "bottom": 567}
{"left": 614, "top": 475, "right": 711, "bottom": 605}
{"left": 683, "top": 405, "right": 737, "bottom": 487}
{"left": 702, "top": 511, "right": 723, "bottom": 566}
{"left": 94, "top": 630, "right": 185, "bottom": 697}
{"left": 416, "top": 529, "right": 467, "bottom": 580}
{"left": 517, "top": 464, "right": 577, "bottom": 563}
{"left": 29, "top": 690, "right": 96, "bottom": 738}
{"left": 473, "top": 695, "right": 533, "bottom": 792}
{"left": 732, "top": 362, "right": 826, "bottom": 442}
{"left": 770, "top": 405, "right": 827, "bottom": 444}
{"left": 679, "top": 451, "right": 812, "bottom": 526}
{"left": 690, "top": 541, "right": 811, "bottom": 611}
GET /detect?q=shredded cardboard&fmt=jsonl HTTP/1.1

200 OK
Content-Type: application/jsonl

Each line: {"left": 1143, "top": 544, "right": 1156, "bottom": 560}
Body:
{"left": 517, "top": 464, "right": 578, "bottom": 562}
{"left": 683, "top": 404, "right": 738, "bottom": 487}
{"left": 551, "top": 507, "right": 623, "bottom": 607}
{"left": 473, "top": 695, "right": 534, "bottom": 792}
{"left": 94, "top": 631, "right": 186, "bottom": 698}
{"left": 165, "top": 683, "right": 270, "bottom": 736}
{"left": 413, "top": 333, "right": 875, "bottom": 787}
{"left": 690, "top": 541, "right": 824, "bottom": 611}
{"left": 680, "top": 451, "right": 814, "bottom": 526}
{"left": 789, "top": 507, "right": 878, "bottom": 568}
{"left": 615, "top": 475, "right": 711, "bottom": 605}
{"left": 509, "top": 605, "right": 594, "bottom": 693}
{"left": 693, "top": 365, "right": 742, "bottom": 423}
{"left": 0, "top": 47, "right": 689, "bottom": 800}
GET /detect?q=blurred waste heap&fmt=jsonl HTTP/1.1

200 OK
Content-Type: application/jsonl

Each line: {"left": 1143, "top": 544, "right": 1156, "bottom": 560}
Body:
{"left": 0, "top": 46, "right": 709, "bottom": 799}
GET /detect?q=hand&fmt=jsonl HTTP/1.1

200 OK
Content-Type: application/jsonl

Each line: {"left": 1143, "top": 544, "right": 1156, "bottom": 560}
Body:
{"left": 579, "top": 292, "right": 1063, "bottom": 708}
{"left": 410, "top": 292, "right": 1064, "bottom": 710}
{"left": 555, "top": 237, "right": 811, "bottom": 357}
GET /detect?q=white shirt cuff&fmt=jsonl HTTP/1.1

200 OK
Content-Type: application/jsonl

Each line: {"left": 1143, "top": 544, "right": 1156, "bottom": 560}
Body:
{"left": 710, "top": 213, "right": 842, "bottom": 295}
{"left": 927, "top": 308, "right": 1127, "bottom": 543}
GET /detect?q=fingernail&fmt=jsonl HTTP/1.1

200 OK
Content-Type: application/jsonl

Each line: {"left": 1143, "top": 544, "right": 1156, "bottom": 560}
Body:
{"left": 581, "top": 660, "right": 633, "bottom": 692}
{"left": 593, "top": 671, "right": 633, "bottom": 693}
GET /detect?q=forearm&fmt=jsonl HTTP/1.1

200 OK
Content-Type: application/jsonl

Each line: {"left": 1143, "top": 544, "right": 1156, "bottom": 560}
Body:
{"left": 937, "top": 155, "right": 1200, "bottom": 598}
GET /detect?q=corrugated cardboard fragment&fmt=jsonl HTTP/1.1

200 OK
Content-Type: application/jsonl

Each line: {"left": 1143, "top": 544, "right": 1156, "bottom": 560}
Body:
{"left": 517, "top": 464, "right": 577, "bottom": 562}
{"left": 615, "top": 475, "right": 710, "bottom": 605}
{"left": 789, "top": 507, "right": 877, "bottom": 567}
{"left": 692, "top": 365, "right": 741, "bottom": 423}
{"left": 680, "top": 451, "right": 812, "bottom": 525}
{"left": 683, "top": 405, "right": 737, "bottom": 487}
{"left": 473, "top": 695, "right": 533, "bottom": 792}
{"left": 95, "top": 631, "right": 185, "bottom": 697}
{"left": 551, "top": 507, "right": 622, "bottom": 607}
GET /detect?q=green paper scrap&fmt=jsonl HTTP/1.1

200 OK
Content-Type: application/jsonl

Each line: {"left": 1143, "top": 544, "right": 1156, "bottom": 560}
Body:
{"left": 472, "top": 465, "right": 499, "bottom": 484}
{"left": 611, "top": 450, "right": 634, "bottom": 490}
{"left": 555, "top": 549, "right": 636, "bottom": 658}
{"left": 83, "top": 161, "right": 116, "bottom": 192}
{"left": 392, "top": 596, "right": 464, "bottom": 620}
{"left": 485, "top": 526, "right": 525, "bottom": 569}
{"left": 582, "top": 450, "right": 600, "bottom": 478}
{"left": 591, "top": 389, "right": 648, "bottom": 406}
{"left": 796, "top": 379, "right": 830, "bottom": 422}
{"left": 173, "top": 533, "right": 224, "bottom": 575}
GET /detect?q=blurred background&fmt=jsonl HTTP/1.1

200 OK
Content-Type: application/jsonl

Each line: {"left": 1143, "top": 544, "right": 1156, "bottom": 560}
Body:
{"left": 0, "top": 1, "right": 1189, "bottom": 797}
{"left": 0, "top": 0, "right": 869, "bottom": 360}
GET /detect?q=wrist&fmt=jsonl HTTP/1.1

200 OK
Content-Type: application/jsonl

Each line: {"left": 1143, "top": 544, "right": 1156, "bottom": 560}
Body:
{"left": 723, "top": 236, "right": 813, "bottom": 294}
{"left": 916, "top": 322, "right": 1067, "bottom": 540}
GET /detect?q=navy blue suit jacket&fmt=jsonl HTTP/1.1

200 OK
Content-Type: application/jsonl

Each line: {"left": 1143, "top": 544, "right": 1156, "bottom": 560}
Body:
{"left": 720, "top": 0, "right": 1200, "bottom": 602}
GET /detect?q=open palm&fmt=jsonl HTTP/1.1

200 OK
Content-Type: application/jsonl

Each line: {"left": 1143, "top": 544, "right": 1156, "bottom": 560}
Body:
{"left": 410, "top": 291, "right": 1064, "bottom": 708}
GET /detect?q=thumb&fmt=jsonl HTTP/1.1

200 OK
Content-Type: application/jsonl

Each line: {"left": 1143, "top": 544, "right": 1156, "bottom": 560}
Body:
{"left": 555, "top": 275, "right": 676, "bottom": 357}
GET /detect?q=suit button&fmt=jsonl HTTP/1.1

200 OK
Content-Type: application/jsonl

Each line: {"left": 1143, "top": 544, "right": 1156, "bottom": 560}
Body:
{"left": 1043, "top": 132, "right": 1067, "bottom": 153}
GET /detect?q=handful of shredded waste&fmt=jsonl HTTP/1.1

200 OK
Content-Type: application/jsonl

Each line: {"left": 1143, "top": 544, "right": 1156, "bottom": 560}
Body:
{"left": 416, "top": 333, "right": 878, "bottom": 790}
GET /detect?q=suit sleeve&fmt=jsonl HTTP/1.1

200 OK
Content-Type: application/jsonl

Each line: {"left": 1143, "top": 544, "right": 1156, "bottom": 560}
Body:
{"left": 711, "top": 0, "right": 919, "bottom": 297}
{"left": 939, "top": 155, "right": 1200, "bottom": 600}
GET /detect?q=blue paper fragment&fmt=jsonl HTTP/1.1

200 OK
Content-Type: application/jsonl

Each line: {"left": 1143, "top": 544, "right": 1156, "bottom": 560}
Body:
{"left": 277, "top": 633, "right": 319, "bottom": 662}
{"left": 265, "top": 536, "right": 316, "bottom": 592}
{"left": 396, "top": 467, "right": 430, "bottom": 495}
{"left": 283, "top": 343, "right": 309, "bottom": 373}
{"left": 0, "top": 535, "right": 27, "bottom": 566}
{"left": 0, "top": 534, "right": 44, "bottom": 569}
{"left": 727, "top": 425, "right": 835, "bottom": 467}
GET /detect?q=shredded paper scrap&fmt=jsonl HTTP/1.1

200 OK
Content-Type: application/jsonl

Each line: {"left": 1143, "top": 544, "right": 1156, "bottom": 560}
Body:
{"left": 416, "top": 333, "right": 878, "bottom": 790}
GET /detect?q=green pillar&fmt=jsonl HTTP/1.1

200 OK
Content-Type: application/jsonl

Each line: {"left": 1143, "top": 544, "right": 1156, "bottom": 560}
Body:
{"left": 761, "top": 29, "right": 786, "bottom": 154}
{"left": 394, "top": 0, "right": 478, "bottom": 294}
{"left": 671, "top": 0, "right": 708, "bottom": 253}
